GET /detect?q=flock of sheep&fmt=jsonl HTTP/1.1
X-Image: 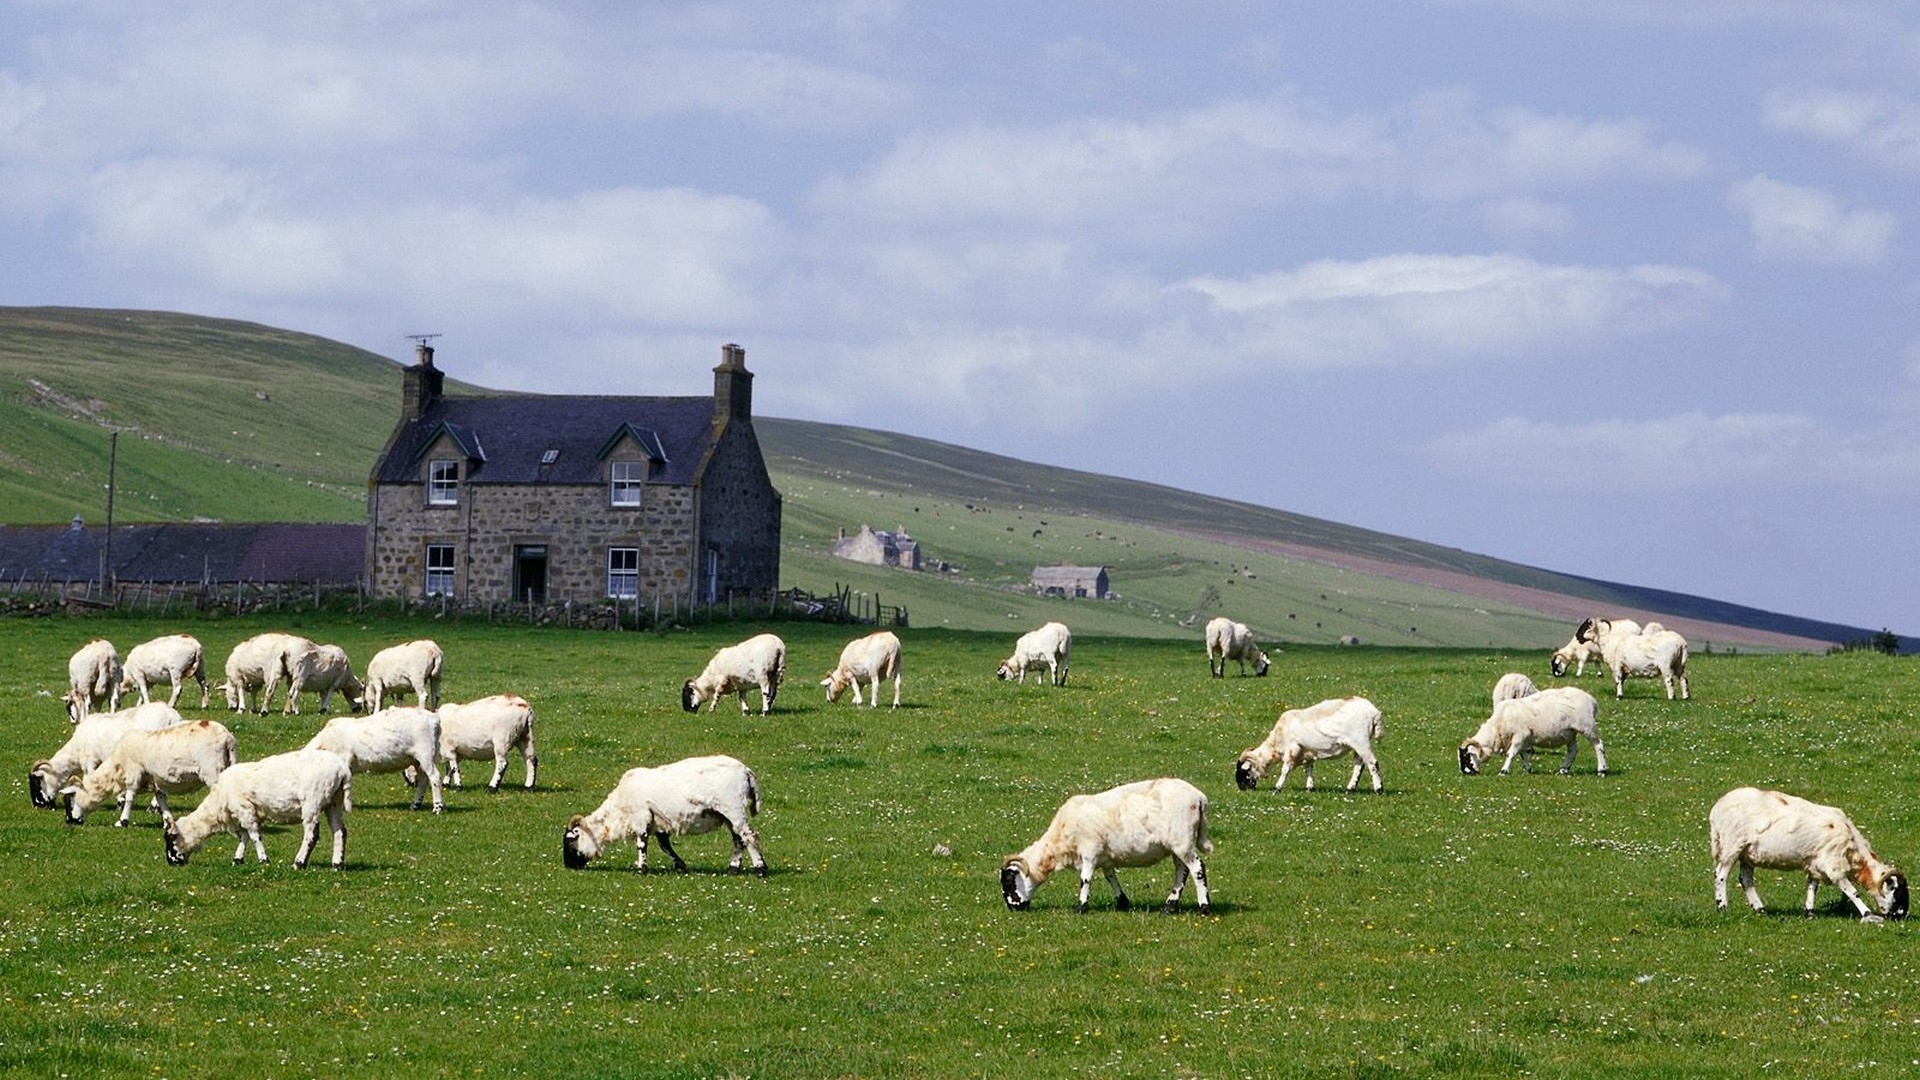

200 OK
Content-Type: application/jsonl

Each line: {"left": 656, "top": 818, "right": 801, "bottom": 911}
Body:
{"left": 29, "top": 614, "right": 1908, "bottom": 925}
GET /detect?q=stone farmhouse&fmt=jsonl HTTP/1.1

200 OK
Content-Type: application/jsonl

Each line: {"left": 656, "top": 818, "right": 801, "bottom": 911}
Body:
{"left": 832, "top": 524, "right": 921, "bottom": 570}
{"left": 365, "top": 342, "right": 781, "bottom": 606}
{"left": 1031, "top": 565, "right": 1110, "bottom": 599}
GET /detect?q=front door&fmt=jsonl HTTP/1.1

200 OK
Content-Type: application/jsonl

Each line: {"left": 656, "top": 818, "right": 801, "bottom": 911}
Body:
{"left": 513, "top": 545, "right": 548, "bottom": 604}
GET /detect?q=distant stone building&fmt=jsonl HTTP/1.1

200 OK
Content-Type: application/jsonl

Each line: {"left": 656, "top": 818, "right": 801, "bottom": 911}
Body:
{"left": 365, "top": 341, "right": 781, "bottom": 606}
{"left": 1031, "top": 565, "right": 1110, "bottom": 599}
{"left": 832, "top": 524, "right": 921, "bottom": 570}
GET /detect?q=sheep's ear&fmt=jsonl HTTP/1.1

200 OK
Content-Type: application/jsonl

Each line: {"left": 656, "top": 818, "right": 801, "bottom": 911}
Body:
{"left": 58, "top": 785, "right": 79, "bottom": 798}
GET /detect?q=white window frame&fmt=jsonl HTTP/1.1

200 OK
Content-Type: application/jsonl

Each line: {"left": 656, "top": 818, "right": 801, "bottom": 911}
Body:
{"left": 607, "top": 547, "right": 640, "bottom": 599}
{"left": 425, "top": 544, "right": 456, "bottom": 597}
{"left": 610, "top": 460, "right": 642, "bottom": 507}
{"left": 428, "top": 460, "right": 460, "bottom": 506}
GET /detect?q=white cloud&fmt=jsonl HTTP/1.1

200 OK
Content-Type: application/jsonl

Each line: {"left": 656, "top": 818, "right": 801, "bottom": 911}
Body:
{"left": 1178, "top": 254, "right": 1725, "bottom": 370}
{"left": 1480, "top": 196, "right": 1576, "bottom": 238}
{"left": 1763, "top": 87, "right": 1920, "bottom": 171}
{"left": 1427, "top": 411, "right": 1920, "bottom": 493}
{"left": 1727, "top": 174, "right": 1895, "bottom": 264}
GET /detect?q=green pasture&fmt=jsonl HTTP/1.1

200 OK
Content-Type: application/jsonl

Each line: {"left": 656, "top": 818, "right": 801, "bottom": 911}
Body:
{"left": 1, "top": 612, "right": 1915, "bottom": 1078}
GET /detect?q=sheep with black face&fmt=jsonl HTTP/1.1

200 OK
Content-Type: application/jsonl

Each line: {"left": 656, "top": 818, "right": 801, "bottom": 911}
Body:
{"left": 563, "top": 754, "right": 765, "bottom": 875}
{"left": 1234, "top": 696, "right": 1384, "bottom": 794}
{"left": 682, "top": 634, "right": 786, "bottom": 715}
{"left": 1459, "top": 686, "right": 1606, "bottom": 777}
{"left": 1711, "top": 786, "right": 1909, "bottom": 922}
{"left": 1001, "top": 777, "right": 1212, "bottom": 915}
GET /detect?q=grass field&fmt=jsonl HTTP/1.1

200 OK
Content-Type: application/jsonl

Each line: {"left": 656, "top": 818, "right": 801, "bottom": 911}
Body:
{"left": 3, "top": 612, "right": 1916, "bottom": 1078}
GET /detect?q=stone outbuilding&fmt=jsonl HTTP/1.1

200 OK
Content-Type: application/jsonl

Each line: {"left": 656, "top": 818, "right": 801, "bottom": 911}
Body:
{"left": 832, "top": 524, "right": 921, "bottom": 570}
{"left": 1031, "top": 565, "right": 1110, "bottom": 599}
{"left": 365, "top": 341, "right": 781, "bottom": 606}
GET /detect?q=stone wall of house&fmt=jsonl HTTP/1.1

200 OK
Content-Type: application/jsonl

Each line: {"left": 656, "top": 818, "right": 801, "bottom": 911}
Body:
{"left": 696, "top": 421, "right": 783, "bottom": 599}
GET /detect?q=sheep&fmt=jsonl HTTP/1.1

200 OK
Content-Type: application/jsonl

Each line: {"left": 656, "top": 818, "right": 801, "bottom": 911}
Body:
{"left": 118, "top": 634, "right": 210, "bottom": 710}
{"left": 1001, "top": 777, "right": 1212, "bottom": 915}
{"left": 64, "top": 639, "right": 122, "bottom": 723}
{"left": 162, "top": 748, "right": 351, "bottom": 869}
{"left": 363, "top": 639, "right": 445, "bottom": 712}
{"left": 1492, "top": 672, "right": 1539, "bottom": 706}
{"left": 1549, "top": 636, "right": 1606, "bottom": 678}
{"left": 820, "top": 631, "right": 903, "bottom": 709}
{"left": 28, "top": 702, "right": 184, "bottom": 809}
{"left": 1233, "top": 696, "right": 1384, "bottom": 794}
{"left": 1578, "top": 617, "right": 1689, "bottom": 700}
{"left": 1204, "top": 617, "right": 1271, "bottom": 677}
{"left": 63, "top": 719, "right": 237, "bottom": 828}
{"left": 1575, "top": 616, "right": 1643, "bottom": 642}
{"left": 1710, "top": 786, "right": 1909, "bottom": 922}
{"left": 681, "top": 633, "right": 786, "bottom": 715}
{"left": 562, "top": 754, "right": 766, "bottom": 875}
{"left": 305, "top": 706, "right": 444, "bottom": 813}
{"left": 1458, "top": 686, "right": 1607, "bottom": 776}
{"left": 431, "top": 694, "right": 537, "bottom": 792}
{"left": 996, "top": 622, "right": 1072, "bottom": 686}
{"left": 218, "top": 632, "right": 314, "bottom": 715}
{"left": 285, "top": 643, "right": 364, "bottom": 716}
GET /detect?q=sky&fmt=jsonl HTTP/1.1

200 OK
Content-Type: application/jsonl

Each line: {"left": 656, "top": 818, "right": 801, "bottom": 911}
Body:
{"left": 2, "top": 1, "right": 1917, "bottom": 633}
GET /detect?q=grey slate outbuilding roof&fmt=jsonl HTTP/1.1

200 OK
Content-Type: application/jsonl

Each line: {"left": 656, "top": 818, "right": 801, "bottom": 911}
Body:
{"left": 374, "top": 396, "right": 716, "bottom": 486}
{"left": 0, "top": 523, "right": 366, "bottom": 584}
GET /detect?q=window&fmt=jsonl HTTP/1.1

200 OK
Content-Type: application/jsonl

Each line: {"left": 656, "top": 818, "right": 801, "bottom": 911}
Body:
{"left": 610, "top": 460, "right": 642, "bottom": 506}
{"left": 428, "top": 460, "right": 459, "bottom": 505}
{"left": 607, "top": 547, "right": 639, "bottom": 599}
{"left": 425, "top": 544, "right": 456, "bottom": 597}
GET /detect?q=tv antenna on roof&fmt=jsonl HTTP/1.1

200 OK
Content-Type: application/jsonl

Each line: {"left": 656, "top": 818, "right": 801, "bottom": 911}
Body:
{"left": 404, "top": 332, "right": 441, "bottom": 345}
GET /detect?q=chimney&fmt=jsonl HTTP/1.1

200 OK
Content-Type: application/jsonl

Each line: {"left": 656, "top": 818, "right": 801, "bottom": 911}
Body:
{"left": 401, "top": 340, "right": 446, "bottom": 421}
{"left": 713, "top": 342, "right": 752, "bottom": 423}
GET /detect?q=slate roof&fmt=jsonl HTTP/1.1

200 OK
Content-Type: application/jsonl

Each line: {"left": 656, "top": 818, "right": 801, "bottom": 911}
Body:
{"left": 375, "top": 396, "right": 716, "bottom": 486}
{"left": 0, "top": 523, "right": 366, "bottom": 584}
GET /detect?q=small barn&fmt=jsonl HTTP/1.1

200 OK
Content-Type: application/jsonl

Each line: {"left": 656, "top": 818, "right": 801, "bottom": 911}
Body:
{"left": 832, "top": 525, "right": 921, "bottom": 571}
{"left": 1031, "top": 565, "right": 1110, "bottom": 599}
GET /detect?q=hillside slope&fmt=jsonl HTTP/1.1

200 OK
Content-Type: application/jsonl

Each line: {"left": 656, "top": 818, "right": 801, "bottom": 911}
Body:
{"left": 0, "top": 306, "right": 1878, "bottom": 649}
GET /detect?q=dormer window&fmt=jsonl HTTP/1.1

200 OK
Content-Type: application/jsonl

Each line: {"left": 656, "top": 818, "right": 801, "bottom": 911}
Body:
{"left": 610, "top": 460, "right": 643, "bottom": 506}
{"left": 428, "top": 460, "right": 460, "bottom": 505}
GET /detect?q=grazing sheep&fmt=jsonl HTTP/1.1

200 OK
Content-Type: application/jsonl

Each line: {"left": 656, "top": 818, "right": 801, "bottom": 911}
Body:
{"left": 1234, "top": 696, "right": 1384, "bottom": 794}
{"left": 219, "top": 632, "right": 315, "bottom": 715}
{"left": 562, "top": 754, "right": 766, "bottom": 875}
{"left": 1578, "top": 617, "right": 1689, "bottom": 700}
{"left": 64, "top": 719, "right": 237, "bottom": 827}
{"left": 820, "top": 631, "right": 903, "bottom": 709}
{"left": 363, "top": 639, "right": 444, "bottom": 712}
{"left": 118, "top": 634, "right": 210, "bottom": 710}
{"left": 64, "top": 639, "right": 122, "bottom": 723}
{"left": 286, "top": 644, "right": 364, "bottom": 716}
{"left": 996, "top": 622, "right": 1072, "bottom": 686}
{"left": 1492, "top": 672, "right": 1539, "bottom": 706}
{"left": 1549, "top": 636, "right": 1606, "bottom": 678}
{"left": 1001, "top": 777, "right": 1212, "bottom": 914}
{"left": 682, "top": 634, "right": 786, "bottom": 715}
{"left": 305, "top": 706, "right": 444, "bottom": 813}
{"left": 29, "top": 702, "right": 184, "bottom": 809}
{"left": 1458, "top": 686, "right": 1607, "bottom": 776}
{"left": 1710, "top": 786, "right": 1909, "bottom": 922}
{"left": 162, "top": 748, "right": 351, "bottom": 869}
{"left": 1204, "top": 617, "right": 1271, "bottom": 678}
{"left": 432, "top": 694, "right": 537, "bottom": 791}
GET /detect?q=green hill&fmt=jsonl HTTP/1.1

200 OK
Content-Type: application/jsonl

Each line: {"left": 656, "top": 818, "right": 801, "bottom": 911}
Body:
{"left": 0, "top": 306, "right": 1875, "bottom": 649}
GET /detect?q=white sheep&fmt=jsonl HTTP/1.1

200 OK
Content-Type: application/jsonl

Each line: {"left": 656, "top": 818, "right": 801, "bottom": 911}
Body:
{"left": 363, "top": 639, "right": 444, "bottom": 712}
{"left": 1001, "top": 777, "right": 1212, "bottom": 915}
{"left": 1579, "top": 617, "right": 1690, "bottom": 700}
{"left": 28, "top": 702, "right": 184, "bottom": 809}
{"left": 118, "top": 634, "right": 211, "bottom": 710}
{"left": 218, "top": 632, "right": 314, "bottom": 715}
{"left": 820, "top": 631, "right": 903, "bottom": 709}
{"left": 1204, "top": 617, "right": 1271, "bottom": 677}
{"left": 432, "top": 694, "right": 537, "bottom": 791}
{"left": 1492, "top": 672, "right": 1539, "bottom": 706}
{"left": 64, "top": 639, "right": 122, "bottom": 723}
{"left": 562, "top": 754, "right": 766, "bottom": 875}
{"left": 286, "top": 643, "right": 364, "bottom": 716}
{"left": 305, "top": 706, "right": 444, "bottom": 813}
{"left": 1233, "top": 696, "right": 1385, "bottom": 793}
{"left": 681, "top": 633, "right": 786, "bottom": 715}
{"left": 1710, "top": 786, "right": 1909, "bottom": 921}
{"left": 1458, "top": 686, "right": 1607, "bottom": 776}
{"left": 996, "top": 622, "right": 1072, "bottom": 686}
{"left": 1549, "top": 636, "right": 1606, "bottom": 678}
{"left": 63, "top": 719, "right": 237, "bottom": 827}
{"left": 1575, "top": 616, "right": 1644, "bottom": 641}
{"left": 162, "top": 748, "right": 351, "bottom": 869}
